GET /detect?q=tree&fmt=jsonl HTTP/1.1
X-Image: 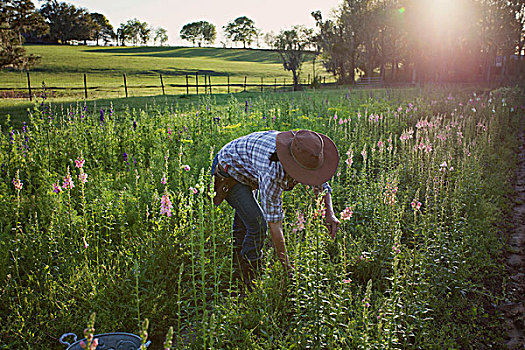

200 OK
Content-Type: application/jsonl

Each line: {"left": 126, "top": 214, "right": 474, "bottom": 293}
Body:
{"left": 273, "top": 25, "right": 313, "bottom": 90}
{"left": 118, "top": 19, "right": 150, "bottom": 46}
{"left": 138, "top": 22, "right": 151, "bottom": 45}
{"left": 180, "top": 22, "right": 199, "bottom": 46}
{"left": 180, "top": 21, "right": 216, "bottom": 47}
{"left": 223, "top": 16, "right": 258, "bottom": 48}
{"left": 0, "top": 0, "right": 47, "bottom": 69}
{"left": 263, "top": 31, "right": 276, "bottom": 49}
{"left": 4, "top": 0, "right": 47, "bottom": 43}
{"left": 201, "top": 21, "right": 216, "bottom": 46}
{"left": 40, "top": 0, "right": 96, "bottom": 44}
{"left": 117, "top": 23, "right": 129, "bottom": 46}
{"left": 154, "top": 27, "right": 168, "bottom": 46}
{"left": 90, "top": 13, "right": 114, "bottom": 46}
{"left": 475, "top": 0, "right": 522, "bottom": 81}
{"left": 312, "top": 1, "right": 368, "bottom": 84}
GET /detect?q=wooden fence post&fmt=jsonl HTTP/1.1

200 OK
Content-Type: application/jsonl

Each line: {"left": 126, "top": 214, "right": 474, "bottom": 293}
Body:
{"left": 261, "top": 77, "right": 263, "bottom": 92}
{"left": 186, "top": 75, "right": 189, "bottom": 95}
{"left": 274, "top": 78, "right": 277, "bottom": 92}
{"left": 209, "top": 76, "right": 212, "bottom": 95}
{"left": 160, "top": 74, "right": 165, "bottom": 95}
{"left": 123, "top": 74, "right": 128, "bottom": 98}
{"left": 244, "top": 76, "right": 247, "bottom": 92}
{"left": 196, "top": 72, "right": 199, "bottom": 95}
{"left": 227, "top": 75, "right": 230, "bottom": 94}
{"left": 308, "top": 74, "right": 310, "bottom": 86}
{"left": 283, "top": 78, "right": 286, "bottom": 91}
{"left": 83, "top": 73, "right": 88, "bottom": 99}
{"left": 204, "top": 75, "right": 207, "bottom": 94}
{"left": 26, "top": 71, "right": 32, "bottom": 102}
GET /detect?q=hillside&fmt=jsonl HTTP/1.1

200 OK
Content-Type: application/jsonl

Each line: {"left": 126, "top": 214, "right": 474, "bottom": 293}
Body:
{"left": 1, "top": 45, "right": 329, "bottom": 95}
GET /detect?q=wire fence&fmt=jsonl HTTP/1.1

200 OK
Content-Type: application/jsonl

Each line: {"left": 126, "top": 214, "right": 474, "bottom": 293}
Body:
{"left": 0, "top": 71, "right": 339, "bottom": 101}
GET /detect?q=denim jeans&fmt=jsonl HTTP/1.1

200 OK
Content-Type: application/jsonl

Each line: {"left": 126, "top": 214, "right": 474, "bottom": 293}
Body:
{"left": 212, "top": 155, "right": 267, "bottom": 261}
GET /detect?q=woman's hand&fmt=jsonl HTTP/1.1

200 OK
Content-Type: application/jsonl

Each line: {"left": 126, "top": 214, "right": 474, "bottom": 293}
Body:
{"left": 325, "top": 212, "right": 340, "bottom": 239}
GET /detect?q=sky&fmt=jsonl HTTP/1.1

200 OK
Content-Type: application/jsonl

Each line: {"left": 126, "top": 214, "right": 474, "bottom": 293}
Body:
{"left": 63, "top": 0, "right": 343, "bottom": 46}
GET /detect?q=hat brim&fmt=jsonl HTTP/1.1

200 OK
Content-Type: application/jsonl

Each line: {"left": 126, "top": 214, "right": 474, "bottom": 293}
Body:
{"left": 275, "top": 131, "right": 339, "bottom": 186}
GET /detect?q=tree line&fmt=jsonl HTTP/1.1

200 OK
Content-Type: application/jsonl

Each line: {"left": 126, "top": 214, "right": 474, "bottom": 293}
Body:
{"left": 152, "top": 0, "right": 525, "bottom": 87}
{"left": 310, "top": 0, "right": 524, "bottom": 85}
{"left": 0, "top": 0, "right": 168, "bottom": 69}
{"left": 1, "top": 0, "right": 524, "bottom": 86}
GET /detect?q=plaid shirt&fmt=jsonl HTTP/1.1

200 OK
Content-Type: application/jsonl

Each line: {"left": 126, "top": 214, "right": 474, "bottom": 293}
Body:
{"left": 218, "top": 130, "right": 331, "bottom": 222}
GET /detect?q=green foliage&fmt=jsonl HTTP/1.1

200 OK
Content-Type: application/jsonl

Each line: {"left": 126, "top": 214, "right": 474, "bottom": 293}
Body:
{"left": 0, "top": 86, "right": 522, "bottom": 348}
{"left": 274, "top": 25, "right": 314, "bottom": 90}
{"left": 0, "top": 0, "right": 45, "bottom": 70}
{"left": 154, "top": 27, "right": 168, "bottom": 47}
{"left": 0, "top": 45, "right": 329, "bottom": 122}
{"left": 180, "top": 21, "right": 216, "bottom": 47}
{"left": 223, "top": 16, "right": 258, "bottom": 49}
{"left": 117, "top": 18, "right": 150, "bottom": 46}
{"left": 313, "top": 0, "right": 524, "bottom": 84}
{"left": 90, "top": 13, "right": 114, "bottom": 46}
{"left": 40, "top": 0, "right": 97, "bottom": 44}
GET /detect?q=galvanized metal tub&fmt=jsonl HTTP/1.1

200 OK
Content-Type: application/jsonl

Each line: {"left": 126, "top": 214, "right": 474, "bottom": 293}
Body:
{"left": 59, "top": 332, "right": 151, "bottom": 350}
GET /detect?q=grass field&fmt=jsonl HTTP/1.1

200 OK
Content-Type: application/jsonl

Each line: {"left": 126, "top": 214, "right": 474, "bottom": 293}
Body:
{"left": 0, "top": 45, "right": 332, "bottom": 98}
{"left": 0, "top": 45, "right": 335, "bottom": 127}
{"left": 1, "top": 84, "right": 523, "bottom": 348}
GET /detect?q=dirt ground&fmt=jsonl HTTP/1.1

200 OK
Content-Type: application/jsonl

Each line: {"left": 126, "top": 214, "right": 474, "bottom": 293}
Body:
{"left": 501, "top": 127, "right": 525, "bottom": 348}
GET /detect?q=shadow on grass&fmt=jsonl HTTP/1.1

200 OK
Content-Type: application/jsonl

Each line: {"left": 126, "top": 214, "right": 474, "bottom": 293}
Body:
{"left": 87, "top": 46, "right": 292, "bottom": 64}
{"left": 28, "top": 65, "right": 229, "bottom": 78}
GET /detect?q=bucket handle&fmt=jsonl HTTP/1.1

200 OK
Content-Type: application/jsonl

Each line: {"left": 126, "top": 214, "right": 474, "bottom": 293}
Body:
{"left": 59, "top": 333, "right": 77, "bottom": 347}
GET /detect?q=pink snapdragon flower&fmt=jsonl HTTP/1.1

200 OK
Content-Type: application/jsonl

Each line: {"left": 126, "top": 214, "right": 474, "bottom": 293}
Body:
{"left": 411, "top": 200, "right": 422, "bottom": 210}
{"left": 340, "top": 207, "right": 353, "bottom": 221}
{"left": 313, "top": 208, "right": 326, "bottom": 220}
{"left": 62, "top": 174, "right": 74, "bottom": 190}
{"left": 79, "top": 338, "right": 98, "bottom": 350}
{"left": 79, "top": 172, "right": 88, "bottom": 184}
{"left": 53, "top": 182, "right": 62, "bottom": 193}
{"left": 384, "top": 183, "right": 398, "bottom": 205}
{"left": 292, "top": 211, "right": 306, "bottom": 233}
{"left": 345, "top": 147, "right": 353, "bottom": 167}
{"left": 12, "top": 177, "right": 23, "bottom": 191}
{"left": 160, "top": 193, "right": 173, "bottom": 217}
{"left": 362, "top": 297, "right": 370, "bottom": 308}
{"left": 182, "top": 165, "right": 190, "bottom": 172}
{"left": 75, "top": 155, "right": 85, "bottom": 169}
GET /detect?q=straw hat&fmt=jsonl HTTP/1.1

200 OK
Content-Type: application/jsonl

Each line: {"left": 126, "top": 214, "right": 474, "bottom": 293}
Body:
{"left": 276, "top": 130, "right": 339, "bottom": 186}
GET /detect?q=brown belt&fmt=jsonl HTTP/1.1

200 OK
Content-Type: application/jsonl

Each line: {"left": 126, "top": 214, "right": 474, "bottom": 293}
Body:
{"left": 212, "top": 163, "right": 238, "bottom": 206}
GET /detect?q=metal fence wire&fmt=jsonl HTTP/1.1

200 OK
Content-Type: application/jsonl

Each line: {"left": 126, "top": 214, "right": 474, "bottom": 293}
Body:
{"left": 0, "top": 71, "right": 337, "bottom": 101}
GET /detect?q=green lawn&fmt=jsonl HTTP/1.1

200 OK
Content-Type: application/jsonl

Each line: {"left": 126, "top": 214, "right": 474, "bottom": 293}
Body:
{"left": 0, "top": 45, "right": 334, "bottom": 126}
{"left": 1, "top": 45, "right": 331, "bottom": 98}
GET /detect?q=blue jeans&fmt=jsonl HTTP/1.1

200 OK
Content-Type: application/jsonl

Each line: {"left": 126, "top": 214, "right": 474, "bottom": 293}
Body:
{"left": 212, "top": 155, "right": 267, "bottom": 261}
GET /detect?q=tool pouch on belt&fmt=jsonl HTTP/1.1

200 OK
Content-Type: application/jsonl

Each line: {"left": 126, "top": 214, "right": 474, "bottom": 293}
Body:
{"left": 213, "top": 165, "right": 238, "bottom": 206}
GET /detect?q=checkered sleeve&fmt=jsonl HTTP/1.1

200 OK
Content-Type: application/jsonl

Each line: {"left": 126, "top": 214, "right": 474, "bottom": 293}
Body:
{"left": 259, "top": 173, "right": 284, "bottom": 222}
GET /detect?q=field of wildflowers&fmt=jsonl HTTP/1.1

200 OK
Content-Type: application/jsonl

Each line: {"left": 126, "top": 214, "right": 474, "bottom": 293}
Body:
{"left": 0, "top": 86, "right": 523, "bottom": 349}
